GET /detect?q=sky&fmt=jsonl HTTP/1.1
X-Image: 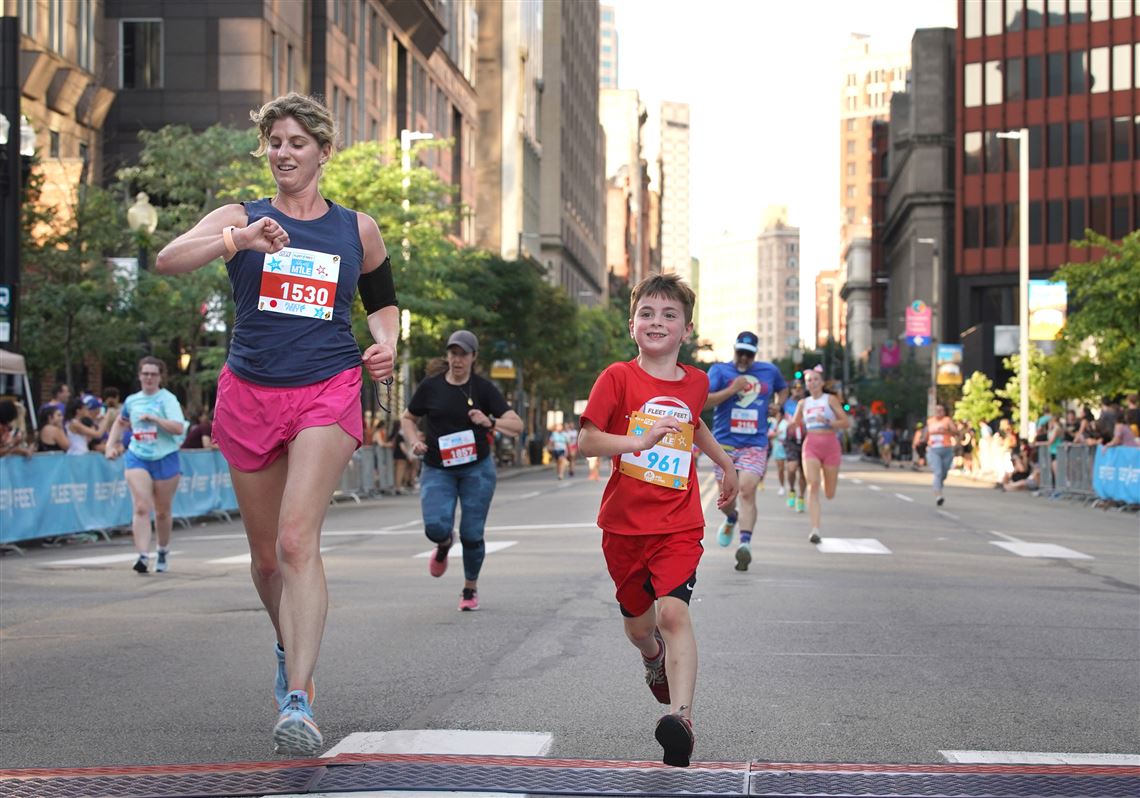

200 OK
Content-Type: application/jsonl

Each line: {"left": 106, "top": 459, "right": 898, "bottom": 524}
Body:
{"left": 607, "top": 0, "right": 958, "bottom": 343}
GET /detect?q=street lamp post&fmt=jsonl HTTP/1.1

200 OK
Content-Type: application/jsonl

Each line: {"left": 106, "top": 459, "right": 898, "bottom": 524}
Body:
{"left": 400, "top": 128, "right": 434, "bottom": 263}
{"left": 917, "top": 237, "right": 938, "bottom": 417}
{"left": 126, "top": 192, "right": 158, "bottom": 271}
{"left": 997, "top": 128, "right": 1030, "bottom": 439}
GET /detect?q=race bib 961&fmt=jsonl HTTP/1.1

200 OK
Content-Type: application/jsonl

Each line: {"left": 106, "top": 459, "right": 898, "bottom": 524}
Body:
{"left": 619, "top": 411, "right": 694, "bottom": 491}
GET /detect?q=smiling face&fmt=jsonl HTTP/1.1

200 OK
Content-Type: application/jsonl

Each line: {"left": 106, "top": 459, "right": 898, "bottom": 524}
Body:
{"left": 629, "top": 293, "right": 693, "bottom": 356}
{"left": 805, "top": 370, "right": 823, "bottom": 395}
{"left": 266, "top": 116, "right": 329, "bottom": 192}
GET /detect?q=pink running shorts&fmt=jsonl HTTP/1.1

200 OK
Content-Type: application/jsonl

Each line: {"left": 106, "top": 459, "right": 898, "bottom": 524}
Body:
{"left": 213, "top": 364, "right": 364, "bottom": 472}
{"left": 802, "top": 432, "right": 842, "bottom": 467}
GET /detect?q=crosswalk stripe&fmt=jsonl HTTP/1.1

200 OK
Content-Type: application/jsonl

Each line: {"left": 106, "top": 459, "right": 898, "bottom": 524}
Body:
{"left": 990, "top": 542, "right": 1093, "bottom": 560}
{"left": 43, "top": 552, "right": 181, "bottom": 567}
{"left": 815, "top": 538, "right": 892, "bottom": 554}
{"left": 941, "top": 750, "right": 1139, "bottom": 765}
{"left": 208, "top": 547, "right": 335, "bottom": 565}
{"left": 894, "top": 493, "right": 914, "bottom": 502}
{"left": 414, "top": 540, "right": 518, "bottom": 559}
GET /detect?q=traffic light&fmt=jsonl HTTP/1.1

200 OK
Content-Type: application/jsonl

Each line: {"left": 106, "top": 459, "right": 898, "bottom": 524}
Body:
{"left": 794, "top": 370, "right": 803, "bottom": 379}
{"left": 843, "top": 403, "right": 851, "bottom": 411}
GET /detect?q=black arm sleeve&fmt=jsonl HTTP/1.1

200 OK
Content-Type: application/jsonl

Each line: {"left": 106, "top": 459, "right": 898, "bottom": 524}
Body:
{"left": 358, "top": 256, "right": 398, "bottom": 313}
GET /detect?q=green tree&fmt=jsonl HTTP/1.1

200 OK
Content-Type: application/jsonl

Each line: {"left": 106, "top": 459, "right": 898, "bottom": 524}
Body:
{"left": 953, "top": 371, "right": 1002, "bottom": 434}
{"left": 1043, "top": 230, "right": 1140, "bottom": 401}
{"left": 19, "top": 162, "right": 136, "bottom": 391}
{"left": 996, "top": 348, "right": 1049, "bottom": 431}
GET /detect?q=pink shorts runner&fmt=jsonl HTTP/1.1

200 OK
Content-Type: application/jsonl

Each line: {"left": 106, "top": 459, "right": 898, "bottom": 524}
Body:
{"left": 213, "top": 364, "right": 364, "bottom": 472}
{"left": 802, "top": 432, "right": 842, "bottom": 467}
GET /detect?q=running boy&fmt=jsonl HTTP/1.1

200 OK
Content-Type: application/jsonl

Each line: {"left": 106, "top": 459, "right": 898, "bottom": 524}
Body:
{"left": 577, "top": 274, "right": 738, "bottom": 768}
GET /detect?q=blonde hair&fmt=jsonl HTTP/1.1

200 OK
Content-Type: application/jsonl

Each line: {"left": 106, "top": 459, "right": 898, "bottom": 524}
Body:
{"left": 250, "top": 93, "right": 338, "bottom": 157}
{"left": 629, "top": 273, "right": 696, "bottom": 325}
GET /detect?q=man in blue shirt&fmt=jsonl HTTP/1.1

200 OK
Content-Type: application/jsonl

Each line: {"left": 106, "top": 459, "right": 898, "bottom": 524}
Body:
{"left": 704, "top": 331, "right": 787, "bottom": 571}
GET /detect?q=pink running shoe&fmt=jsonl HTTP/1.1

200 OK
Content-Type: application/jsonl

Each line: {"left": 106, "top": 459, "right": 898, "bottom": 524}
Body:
{"left": 642, "top": 628, "right": 670, "bottom": 704}
{"left": 458, "top": 587, "right": 479, "bottom": 611}
{"left": 429, "top": 535, "right": 453, "bottom": 578}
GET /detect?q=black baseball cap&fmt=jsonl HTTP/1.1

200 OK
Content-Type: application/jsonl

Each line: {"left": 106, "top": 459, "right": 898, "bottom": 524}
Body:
{"left": 734, "top": 331, "right": 759, "bottom": 353}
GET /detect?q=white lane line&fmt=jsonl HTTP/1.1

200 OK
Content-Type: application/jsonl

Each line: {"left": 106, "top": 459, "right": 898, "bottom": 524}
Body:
{"left": 868, "top": 484, "right": 882, "bottom": 492}
{"left": 484, "top": 523, "right": 596, "bottom": 532}
{"left": 894, "top": 493, "right": 914, "bottom": 503}
{"left": 209, "top": 547, "right": 335, "bottom": 565}
{"left": 851, "top": 478, "right": 864, "bottom": 484}
{"left": 936, "top": 509, "right": 959, "bottom": 520}
{"left": 815, "top": 538, "right": 892, "bottom": 555}
{"left": 274, "top": 730, "right": 553, "bottom": 798}
{"left": 991, "top": 542, "right": 1093, "bottom": 559}
{"left": 43, "top": 551, "right": 183, "bottom": 567}
{"left": 941, "top": 750, "right": 1139, "bottom": 766}
{"left": 414, "top": 540, "right": 518, "bottom": 559}
{"left": 516, "top": 490, "right": 542, "bottom": 500}
{"left": 989, "top": 530, "right": 1021, "bottom": 542}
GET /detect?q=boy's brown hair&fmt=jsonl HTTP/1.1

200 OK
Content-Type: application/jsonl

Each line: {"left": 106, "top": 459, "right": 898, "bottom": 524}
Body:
{"left": 629, "top": 273, "right": 696, "bottom": 325}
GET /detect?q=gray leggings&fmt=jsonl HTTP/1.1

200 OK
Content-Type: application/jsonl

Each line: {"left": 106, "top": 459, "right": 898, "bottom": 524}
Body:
{"left": 928, "top": 446, "right": 954, "bottom": 492}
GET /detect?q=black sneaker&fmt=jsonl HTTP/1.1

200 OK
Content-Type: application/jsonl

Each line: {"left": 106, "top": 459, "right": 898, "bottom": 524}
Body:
{"left": 132, "top": 556, "right": 148, "bottom": 574}
{"left": 655, "top": 712, "right": 694, "bottom": 767}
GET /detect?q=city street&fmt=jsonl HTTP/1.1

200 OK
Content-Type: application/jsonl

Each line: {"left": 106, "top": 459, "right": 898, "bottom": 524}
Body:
{"left": 0, "top": 459, "right": 1137, "bottom": 772}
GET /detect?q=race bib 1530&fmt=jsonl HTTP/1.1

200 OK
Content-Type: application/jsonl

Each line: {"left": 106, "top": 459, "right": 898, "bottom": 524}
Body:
{"left": 258, "top": 246, "right": 340, "bottom": 321}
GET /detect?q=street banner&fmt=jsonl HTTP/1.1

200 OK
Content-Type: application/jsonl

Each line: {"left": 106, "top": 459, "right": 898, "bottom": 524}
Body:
{"left": 936, "top": 344, "right": 963, "bottom": 385}
{"left": 1092, "top": 445, "right": 1140, "bottom": 504}
{"left": 1028, "top": 280, "right": 1067, "bottom": 342}
{"left": 880, "top": 340, "right": 900, "bottom": 369}
{"left": 905, "top": 301, "right": 932, "bottom": 345}
{"left": 490, "top": 359, "right": 516, "bottom": 379}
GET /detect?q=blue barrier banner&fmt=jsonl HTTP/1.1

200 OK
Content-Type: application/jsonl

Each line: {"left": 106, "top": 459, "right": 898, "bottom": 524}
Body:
{"left": 1092, "top": 445, "right": 1140, "bottom": 505}
{"left": 0, "top": 451, "right": 237, "bottom": 546}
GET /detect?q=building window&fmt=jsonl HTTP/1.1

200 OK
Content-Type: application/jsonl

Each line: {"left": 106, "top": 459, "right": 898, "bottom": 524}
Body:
{"left": 1090, "top": 117, "right": 1108, "bottom": 162}
{"left": 846, "top": 118, "right": 855, "bottom": 131}
{"left": 1112, "top": 115, "right": 1131, "bottom": 160}
{"left": 846, "top": 162, "right": 855, "bottom": 176}
{"left": 846, "top": 139, "right": 855, "bottom": 155}
{"left": 985, "top": 60, "right": 1003, "bottom": 104}
{"left": 18, "top": 0, "right": 35, "bottom": 36}
{"left": 985, "top": 130, "right": 1002, "bottom": 172}
{"left": 846, "top": 184, "right": 856, "bottom": 198}
{"left": 1027, "top": 0, "right": 1045, "bottom": 29}
{"left": 965, "top": 62, "right": 983, "bottom": 107}
{"left": 369, "top": 10, "right": 384, "bottom": 66}
{"left": 1029, "top": 200, "right": 1043, "bottom": 244}
{"left": 1069, "top": 198, "right": 1086, "bottom": 242}
{"left": 271, "top": 32, "right": 280, "bottom": 97}
{"left": 287, "top": 43, "right": 294, "bottom": 91}
{"left": 845, "top": 206, "right": 855, "bottom": 223}
{"left": 964, "top": 207, "right": 979, "bottom": 248}
{"left": 985, "top": 204, "right": 1001, "bottom": 247}
{"left": 1026, "top": 55, "right": 1043, "bottom": 98}
{"left": 1047, "top": 122, "right": 1064, "bottom": 167}
{"left": 964, "top": 131, "right": 982, "bottom": 174}
{"left": 1005, "top": 202, "right": 1020, "bottom": 246}
{"left": 49, "top": 130, "right": 60, "bottom": 158}
{"left": 48, "top": 0, "right": 65, "bottom": 53}
{"left": 1134, "top": 114, "right": 1140, "bottom": 159}
{"left": 1089, "top": 46, "right": 1109, "bottom": 93}
{"left": 1005, "top": 57, "right": 1024, "bottom": 100}
{"left": 1047, "top": 200, "right": 1064, "bottom": 243}
{"left": 1007, "top": 0, "right": 1025, "bottom": 31}
{"left": 121, "top": 20, "right": 163, "bottom": 89}
{"left": 1091, "top": 0, "right": 1110, "bottom": 21}
{"left": 1113, "top": 0, "right": 1132, "bottom": 17}
{"left": 1069, "top": 120, "right": 1086, "bottom": 165}
{"left": 1113, "top": 44, "right": 1131, "bottom": 91}
{"left": 1089, "top": 196, "right": 1108, "bottom": 235}
{"left": 1069, "top": 50, "right": 1088, "bottom": 94}
{"left": 1111, "top": 195, "right": 1130, "bottom": 239}
{"left": 1029, "top": 124, "right": 1043, "bottom": 167}
{"left": 1070, "top": 0, "right": 1089, "bottom": 22}
{"left": 77, "top": 0, "right": 94, "bottom": 71}
{"left": 1047, "top": 52, "right": 1065, "bottom": 96}
{"left": 965, "top": 0, "right": 982, "bottom": 37}
{"left": 985, "top": 0, "right": 1004, "bottom": 34}
{"left": 1004, "top": 134, "right": 1019, "bottom": 172}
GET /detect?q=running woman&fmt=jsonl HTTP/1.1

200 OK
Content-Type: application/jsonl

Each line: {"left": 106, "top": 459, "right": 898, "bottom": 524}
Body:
{"left": 791, "top": 366, "right": 850, "bottom": 545}
{"left": 922, "top": 404, "right": 958, "bottom": 506}
{"left": 705, "top": 331, "right": 786, "bottom": 571}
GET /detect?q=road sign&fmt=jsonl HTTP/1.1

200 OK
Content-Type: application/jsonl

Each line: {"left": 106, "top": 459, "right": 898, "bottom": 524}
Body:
{"left": 907, "top": 335, "right": 931, "bottom": 346}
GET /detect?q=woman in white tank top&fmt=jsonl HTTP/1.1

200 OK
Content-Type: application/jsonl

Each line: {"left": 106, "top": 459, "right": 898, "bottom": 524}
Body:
{"left": 791, "top": 367, "right": 850, "bottom": 544}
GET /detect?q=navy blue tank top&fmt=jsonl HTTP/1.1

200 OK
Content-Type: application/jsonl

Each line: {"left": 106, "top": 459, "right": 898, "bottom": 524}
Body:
{"left": 226, "top": 198, "right": 364, "bottom": 386}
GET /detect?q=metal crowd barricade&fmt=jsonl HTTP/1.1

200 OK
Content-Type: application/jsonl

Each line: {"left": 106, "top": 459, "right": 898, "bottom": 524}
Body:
{"left": 1057, "top": 442, "right": 1097, "bottom": 501}
{"left": 333, "top": 448, "right": 368, "bottom": 503}
{"left": 374, "top": 445, "right": 396, "bottom": 495}
{"left": 1035, "top": 443, "right": 1054, "bottom": 493}
{"left": 331, "top": 445, "right": 397, "bottom": 502}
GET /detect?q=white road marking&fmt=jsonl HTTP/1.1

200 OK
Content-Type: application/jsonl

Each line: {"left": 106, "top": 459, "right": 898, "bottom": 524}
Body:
{"left": 815, "top": 538, "right": 892, "bottom": 555}
{"left": 43, "top": 551, "right": 182, "bottom": 567}
{"left": 868, "top": 485, "right": 882, "bottom": 492}
{"left": 941, "top": 750, "right": 1139, "bottom": 766}
{"left": 273, "top": 730, "right": 553, "bottom": 798}
{"left": 209, "top": 547, "right": 335, "bottom": 565}
{"left": 991, "top": 542, "right": 1093, "bottom": 559}
{"left": 936, "top": 509, "right": 959, "bottom": 520}
{"left": 483, "top": 523, "right": 595, "bottom": 532}
{"left": 894, "top": 493, "right": 914, "bottom": 503}
{"left": 851, "top": 478, "right": 864, "bottom": 484}
{"left": 516, "top": 490, "right": 542, "bottom": 499}
{"left": 415, "top": 540, "right": 518, "bottom": 559}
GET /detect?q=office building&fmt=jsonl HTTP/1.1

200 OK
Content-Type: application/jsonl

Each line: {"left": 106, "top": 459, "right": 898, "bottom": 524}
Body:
{"left": 600, "top": 87, "right": 649, "bottom": 286}
{"left": 658, "top": 100, "right": 691, "bottom": 284}
{"left": 599, "top": 4, "right": 617, "bottom": 89}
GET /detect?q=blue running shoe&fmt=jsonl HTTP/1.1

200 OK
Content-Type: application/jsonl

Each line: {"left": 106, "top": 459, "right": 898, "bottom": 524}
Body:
{"left": 274, "top": 644, "right": 316, "bottom": 710}
{"left": 273, "top": 690, "right": 322, "bottom": 756}
{"left": 716, "top": 517, "right": 735, "bottom": 547}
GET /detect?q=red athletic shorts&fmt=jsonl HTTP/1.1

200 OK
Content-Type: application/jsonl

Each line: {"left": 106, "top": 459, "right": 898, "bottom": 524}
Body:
{"left": 213, "top": 364, "right": 364, "bottom": 472}
{"left": 802, "top": 431, "right": 842, "bottom": 467}
{"left": 601, "top": 527, "right": 704, "bottom": 618}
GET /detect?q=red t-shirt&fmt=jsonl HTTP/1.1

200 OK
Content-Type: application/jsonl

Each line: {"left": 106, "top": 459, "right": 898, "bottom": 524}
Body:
{"left": 580, "top": 359, "right": 709, "bottom": 535}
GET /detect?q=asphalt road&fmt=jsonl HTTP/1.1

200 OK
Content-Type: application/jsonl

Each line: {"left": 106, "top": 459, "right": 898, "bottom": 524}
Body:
{"left": 1, "top": 458, "right": 1137, "bottom": 770}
